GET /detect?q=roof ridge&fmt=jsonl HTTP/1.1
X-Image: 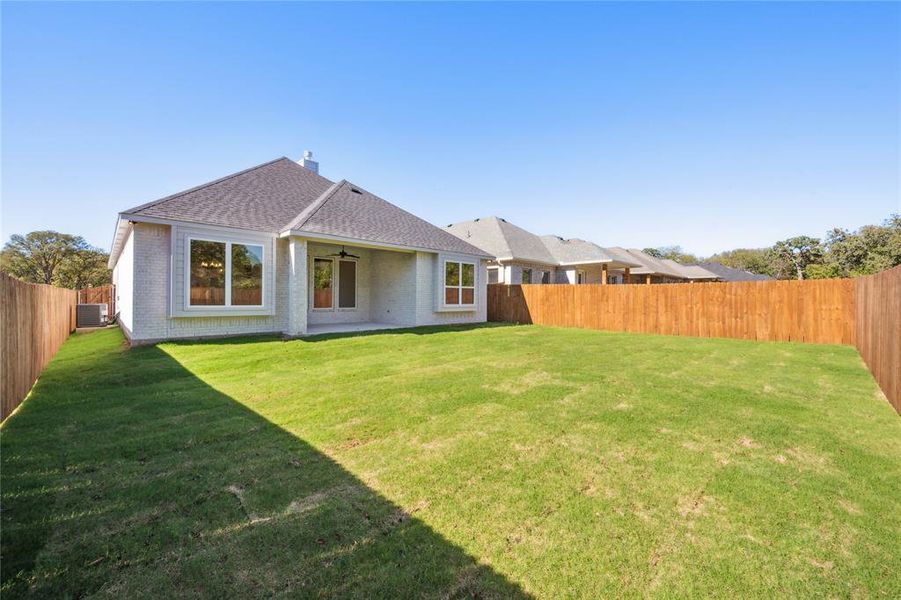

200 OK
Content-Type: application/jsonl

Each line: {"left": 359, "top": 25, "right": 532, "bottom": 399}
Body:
{"left": 282, "top": 179, "right": 347, "bottom": 232}
{"left": 123, "top": 157, "right": 298, "bottom": 215}
{"left": 491, "top": 215, "right": 517, "bottom": 259}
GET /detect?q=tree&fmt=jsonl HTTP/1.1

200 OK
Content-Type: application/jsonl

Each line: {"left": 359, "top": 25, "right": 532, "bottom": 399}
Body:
{"left": 704, "top": 248, "right": 773, "bottom": 276}
{"left": 56, "top": 248, "right": 111, "bottom": 289}
{"left": 642, "top": 245, "right": 700, "bottom": 265}
{"left": 770, "top": 236, "right": 824, "bottom": 280}
{"left": 1, "top": 230, "right": 110, "bottom": 288}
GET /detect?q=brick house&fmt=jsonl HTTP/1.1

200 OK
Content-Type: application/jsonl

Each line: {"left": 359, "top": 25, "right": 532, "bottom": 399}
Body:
{"left": 108, "top": 153, "right": 491, "bottom": 344}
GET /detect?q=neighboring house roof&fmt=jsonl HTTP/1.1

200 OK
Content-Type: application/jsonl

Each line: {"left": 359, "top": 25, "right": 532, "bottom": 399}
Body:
{"left": 603, "top": 248, "right": 717, "bottom": 280}
{"left": 690, "top": 262, "right": 773, "bottom": 282}
{"left": 659, "top": 259, "right": 719, "bottom": 281}
{"left": 444, "top": 217, "right": 640, "bottom": 268}
{"left": 604, "top": 248, "right": 684, "bottom": 278}
{"left": 111, "top": 157, "right": 489, "bottom": 267}
{"left": 445, "top": 217, "right": 558, "bottom": 265}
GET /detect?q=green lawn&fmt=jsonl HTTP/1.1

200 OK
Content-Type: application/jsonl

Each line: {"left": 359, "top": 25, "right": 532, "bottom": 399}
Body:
{"left": 2, "top": 325, "right": 900, "bottom": 598}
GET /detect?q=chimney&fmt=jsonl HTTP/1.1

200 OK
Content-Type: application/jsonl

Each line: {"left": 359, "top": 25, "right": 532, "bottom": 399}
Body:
{"left": 299, "top": 150, "right": 319, "bottom": 174}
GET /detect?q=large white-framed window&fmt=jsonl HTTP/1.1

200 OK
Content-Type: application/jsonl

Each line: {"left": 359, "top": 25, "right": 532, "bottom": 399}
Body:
{"left": 187, "top": 237, "right": 263, "bottom": 308}
{"left": 311, "top": 256, "right": 358, "bottom": 311}
{"left": 444, "top": 260, "right": 476, "bottom": 307}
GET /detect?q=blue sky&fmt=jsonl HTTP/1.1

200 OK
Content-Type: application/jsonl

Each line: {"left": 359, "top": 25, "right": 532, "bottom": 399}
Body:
{"left": 2, "top": 2, "right": 899, "bottom": 256}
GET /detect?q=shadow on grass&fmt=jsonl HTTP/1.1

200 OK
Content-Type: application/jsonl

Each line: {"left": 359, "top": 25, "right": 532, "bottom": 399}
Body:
{"left": 1, "top": 329, "right": 528, "bottom": 598}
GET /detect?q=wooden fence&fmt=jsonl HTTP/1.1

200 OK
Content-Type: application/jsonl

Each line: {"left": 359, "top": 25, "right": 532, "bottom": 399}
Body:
{"left": 488, "top": 272, "right": 900, "bottom": 413}
{"left": 488, "top": 279, "right": 856, "bottom": 344}
{"left": 78, "top": 284, "right": 115, "bottom": 319}
{"left": 1, "top": 274, "right": 77, "bottom": 421}
{"left": 853, "top": 265, "right": 901, "bottom": 413}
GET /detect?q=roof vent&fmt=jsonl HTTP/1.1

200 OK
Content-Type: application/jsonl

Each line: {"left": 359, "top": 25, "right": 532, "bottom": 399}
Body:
{"left": 350, "top": 187, "right": 362, "bottom": 194}
{"left": 299, "top": 150, "right": 319, "bottom": 174}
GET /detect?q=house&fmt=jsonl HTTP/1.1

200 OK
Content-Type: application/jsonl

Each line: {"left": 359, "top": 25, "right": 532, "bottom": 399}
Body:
{"left": 604, "top": 248, "right": 720, "bottom": 284}
{"left": 688, "top": 262, "right": 773, "bottom": 282}
{"left": 443, "top": 217, "right": 641, "bottom": 285}
{"left": 108, "top": 153, "right": 492, "bottom": 344}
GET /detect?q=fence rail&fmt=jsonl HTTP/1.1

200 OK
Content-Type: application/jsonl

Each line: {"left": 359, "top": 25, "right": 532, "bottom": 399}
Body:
{"left": 78, "top": 284, "right": 115, "bottom": 320}
{"left": 1, "top": 274, "right": 77, "bottom": 420}
{"left": 853, "top": 266, "right": 901, "bottom": 413}
{"left": 488, "top": 271, "right": 900, "bottom": 413}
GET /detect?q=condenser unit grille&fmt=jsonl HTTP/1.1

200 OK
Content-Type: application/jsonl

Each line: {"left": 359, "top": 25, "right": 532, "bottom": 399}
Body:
{"left": 76, "top": 303, "right": 108, "bottom": 328}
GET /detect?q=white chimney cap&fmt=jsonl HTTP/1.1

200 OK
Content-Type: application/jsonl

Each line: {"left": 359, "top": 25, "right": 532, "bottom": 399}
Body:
{"left": 299, "top": 150, "right": 319, "bottom": 174}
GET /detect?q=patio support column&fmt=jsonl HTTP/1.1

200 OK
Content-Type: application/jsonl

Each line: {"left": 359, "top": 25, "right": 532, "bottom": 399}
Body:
{"left": 286, "top": 237, "right": 308, "bottom": 336}
{"left": 601, "top": 264, "right": 608, "bottom": 285}
{"left": 624, "top": 267, "right": 631, "bottom": 285}
{"left": 645, "top": 274, "right": 652, "bottom": 285}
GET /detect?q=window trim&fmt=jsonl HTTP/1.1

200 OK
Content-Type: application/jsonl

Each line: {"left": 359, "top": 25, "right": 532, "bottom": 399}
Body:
{"left": 185, "top": 236, "right": 265, "bottom": 310}
{"left": 442, "top": 259, "right": 477, "bottom": 309}
{"left": 310, "top": 255, "right": 359, "bottom": 312}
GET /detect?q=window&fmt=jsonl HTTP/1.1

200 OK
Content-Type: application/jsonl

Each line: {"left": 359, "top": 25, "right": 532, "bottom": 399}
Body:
{"left": 190, "top": 240, "right": 226, "bottom": 305}
{"left": 541, "top": 271, "right": 551, "bottom": 284}
{"left": 338, "top": 260, "right": 356, "bottom": 308}
{"left": 189, "top": 239, "right": 264, "bottom": 307}
{"left": 231, "top": 243, "right": 263, "bottom": 306}
{"left": 445, "top": 260, "right": 475, "bottom": 306}
{"left": 488, "top": 268, "right": 499, "bottom": 284}
{"left": 313, "top": 258, "right": 334, "bottom": 309}
{"left": 576, "top": 270, "right": 585, "bottom": 284}
{"left": 521, "top": 268, "right": 532, "bottom": 284}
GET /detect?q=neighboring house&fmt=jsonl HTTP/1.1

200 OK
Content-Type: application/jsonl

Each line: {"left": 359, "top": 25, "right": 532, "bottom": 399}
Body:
{"left": 444, "top": 217, "right": 640, "bottom": 284}
{"left": 601, "top": 248, "right": 721, "bottom": 284}
{"left": 689, "top": 262, "right": 774, "bottom": 282}
{"left": 108, "top": 153, "right": 491, "bottom": 344}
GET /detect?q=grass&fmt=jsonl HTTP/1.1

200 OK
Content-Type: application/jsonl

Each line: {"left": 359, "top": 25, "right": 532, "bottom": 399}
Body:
{"left": 2, "top": 324, "right": 900, "bottom": 598}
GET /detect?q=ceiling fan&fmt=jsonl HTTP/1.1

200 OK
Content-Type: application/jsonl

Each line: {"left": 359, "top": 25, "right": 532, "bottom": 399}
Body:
{"left": 327, "top": 246, "right": 360, "bottom": 259}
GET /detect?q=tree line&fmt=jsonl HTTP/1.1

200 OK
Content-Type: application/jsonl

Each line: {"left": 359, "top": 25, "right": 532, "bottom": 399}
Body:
{"left": 644, "top": 214, "right": 901, "bottom": 280}
{"left": 1, "top": 231, "right": 110, "bottom": 289}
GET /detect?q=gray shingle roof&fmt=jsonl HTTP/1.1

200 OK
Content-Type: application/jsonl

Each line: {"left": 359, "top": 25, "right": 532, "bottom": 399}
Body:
{"left": 445, "top": 217, "right": 558, "bottom": 264}
{"left": 691, "top": 262, "right": 773, "bottom": 282}
{"left": 444, "top": 217, "right": 641, "bottom": 268}
{"left": 604, "top": 248, "right": 687, "bottom": 278}
{"left": 657, "top": 260, "right": 719, "bottom": 280}
{"left": 119, "top": 157, "right": 488, "bottom": 257}
{"left": 539, "top": 235, "right": 610, "bottom": 263}
{"left": 293, "top": 181, "right": 490, "bottom": 256}
{"left": 124, "top": 158, "right": 334, "bottom": 233}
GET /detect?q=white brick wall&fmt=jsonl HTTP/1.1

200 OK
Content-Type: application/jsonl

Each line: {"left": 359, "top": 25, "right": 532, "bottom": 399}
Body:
{"left": 130, "top": 223, "right": 288, "bottom": 342}
{"left": 415, "top": 253, "right": 488, "bottom": 325}
{"left": 122, "top": 224, "right": 486, "bottom": 342}
{"left": 370, "top": 250, "right": 418, "bottom": 325}
{"left": 112, "top": 226, "right": 134, "bottom": 337}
